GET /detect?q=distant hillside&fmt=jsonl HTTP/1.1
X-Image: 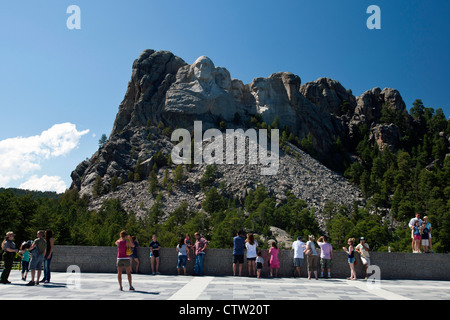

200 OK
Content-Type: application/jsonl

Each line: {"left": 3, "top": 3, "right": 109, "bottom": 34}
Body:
{"left": 0, "top": 188, "right": 61, "bottom": 200}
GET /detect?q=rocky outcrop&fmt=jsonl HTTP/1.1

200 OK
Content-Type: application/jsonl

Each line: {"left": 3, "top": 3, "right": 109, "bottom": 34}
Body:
{"left": 300, "top": 77, "right": 356, "bottom": 116}
{"left": 350, "top": 87, "right": 408, "bottom": 127}
{"left": 70, "top": 49, "right": 412, "bottom": 223}
{"left": 369, "top": 123, "right": 401, "bottom": 152}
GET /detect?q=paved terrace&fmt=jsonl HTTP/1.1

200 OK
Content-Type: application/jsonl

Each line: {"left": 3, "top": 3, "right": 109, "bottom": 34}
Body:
{"left": 1, "top": 271, "right": 449, "bottom": 300}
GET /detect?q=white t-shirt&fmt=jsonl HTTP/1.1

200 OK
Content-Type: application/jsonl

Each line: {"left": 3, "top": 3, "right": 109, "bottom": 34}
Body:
{"left": 408, "top": 218, "right": 423, "bottom": 228}
{"left": 245, "top": 241, "right": 258, "bottom": 258}
{"left": 355, "top": 243, "right": 370, "bottom": 258}
{"left": 292, "top": 240, "right": 305, "bottom": 259}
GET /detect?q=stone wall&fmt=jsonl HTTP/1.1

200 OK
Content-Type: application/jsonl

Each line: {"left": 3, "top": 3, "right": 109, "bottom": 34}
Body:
{"left": 51, "top": 246, "right": 450, "bottom": 280}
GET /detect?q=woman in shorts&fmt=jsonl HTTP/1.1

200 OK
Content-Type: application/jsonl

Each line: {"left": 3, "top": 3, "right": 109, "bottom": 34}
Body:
{"left": 245, "top": 233, "right": 258, "bottom": 277}
{"left": 115, "top": 230, "right": 135, "bottom": 291}
{"left": 149, "top": 234, "right": 161, "bottom": 275}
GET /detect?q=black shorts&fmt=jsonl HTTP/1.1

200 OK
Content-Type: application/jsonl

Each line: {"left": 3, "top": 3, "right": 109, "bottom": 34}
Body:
{"left": 256, "top": 262, "right": 263, "bottom": 269}
{"left": 150, "top": 250, "right": 160, "bottom": 258}
{"left": 233, "top": 254, "right": 244, "bottom": 264}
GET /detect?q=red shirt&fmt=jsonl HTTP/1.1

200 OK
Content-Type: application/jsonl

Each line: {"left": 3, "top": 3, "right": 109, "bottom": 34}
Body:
{"left": 117, "top": 239, "right": 129, "bottom": 259}
{"left": 194, "top": 237, "right": 208, "bottom": 255}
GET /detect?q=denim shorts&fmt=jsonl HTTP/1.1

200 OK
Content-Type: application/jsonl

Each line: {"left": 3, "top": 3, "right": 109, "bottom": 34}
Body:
{"left": 177, "top": 255, "right": 187, "bottom": 269}
{"left": 29, "top": 253, "right": 44, "bottom": 270}
{"left": 348, "top": 257, "right": 355, "bottom": 264}
{"left": 294, "top": 258, "right": 304, "bottom": 267}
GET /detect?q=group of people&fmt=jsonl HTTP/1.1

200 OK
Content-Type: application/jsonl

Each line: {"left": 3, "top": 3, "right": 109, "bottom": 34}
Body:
{"left": 1, "top": 229, "right": 54, "bottom": 286}
{"left": 115, "top": 229, "right": 376, "bottom": 290}
{"left": 233, "top": 232, "right": 372, "bottom": 281}
{"left": 2, "top": 214, "right": 432, "bottom": 291}
{"left": 409, "top": 213, "right": 433, "bottom": 253}
{"left": 115, "top": 231, "right": 209, "bottom": 291}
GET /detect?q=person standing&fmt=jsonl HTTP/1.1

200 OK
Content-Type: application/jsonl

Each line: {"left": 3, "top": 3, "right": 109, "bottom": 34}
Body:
{"left": 305, "top": 235, "right": 319, "bottom": 280}
{"left": 42, "top": 229, "right": 54, "bottom": 283}
{"left": 185, "top": 233, "right": 194, "bottom": 261}
{"left": 343, "top": 238, "right": 357, "bottom": 280}
{"left": 245, "top": 233, "right": 258, "bottom": 277}
{"left": 355, "top": 237, "right": 370, "bottom": 280}
{"left": 292, "top": 236, "right": 305, "bottom": 277}
{"left": 176, "top": 237, "right": 188, "bottom": 275}
{"left": 317, "top": 236, "right": 333, "bottom": 279}
{"left": 149, "top": 234, "right": 161, "bottom": 275}
{"left": 130, "top": 236, "right": 140, "bottom": 273}
{"left": 422, "top": 216, "right": 432, "bottom": 253}
{"left": 27, "top": 230, "right": 47, "bottom": 286}
{"left": 413, "top": 220, "right": 422, "bottom": 253}
{"left": 408, "top": 213, "right": 423, "bottom": 253}
{"left": 269, "top": 241, "right": 280, "bottom": 278}
{"left": 115, "top": 230, "right": 135, "bottom": 291}
{"left": 232, "top": 230, "right": 245, "bottom": 276}
{"left": 256, "top": 250, "right": 264, "bottom": 279}
{"left": 193, "top": 232, "right": 208, "bottom": 276}
{"left": 1, "top": 232, "right": 19, "bottom": 284}
{"left": 19, "top": 241, "right": 31, "bottom": 281}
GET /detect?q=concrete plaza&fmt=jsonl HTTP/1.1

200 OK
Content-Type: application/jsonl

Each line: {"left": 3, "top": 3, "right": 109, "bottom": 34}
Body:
{"left": 1, "top": 270, "right": 449, "bottom": 300}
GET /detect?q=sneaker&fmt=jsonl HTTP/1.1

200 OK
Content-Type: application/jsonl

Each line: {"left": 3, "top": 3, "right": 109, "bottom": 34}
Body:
{"left": 26, "top": 281, "right": 35, "bottom": 286}
{"left": 129, "top": 286, "right": 135, "bottom": 291}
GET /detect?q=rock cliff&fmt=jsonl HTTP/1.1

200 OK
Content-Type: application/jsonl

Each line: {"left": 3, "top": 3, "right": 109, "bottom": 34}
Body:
{"left": 71, "top": 49, "right": 411, "bottom": 223}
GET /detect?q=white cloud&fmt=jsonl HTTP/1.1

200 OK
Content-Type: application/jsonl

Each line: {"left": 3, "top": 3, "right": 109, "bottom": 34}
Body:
{"left": 0, "top": 123, "right": 89, "bottom": 188}
{"left": 19, "top": 175, "right": 68, "bottom": 193}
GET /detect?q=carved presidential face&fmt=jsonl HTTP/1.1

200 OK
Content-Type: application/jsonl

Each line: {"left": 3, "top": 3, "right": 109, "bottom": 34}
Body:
{"left": 193, "top": 56, "right": 215, "bottom": 82}
{"left": 251, "top": 78, "right": 270, "bottom": 106}
{"left": 214, "top": 67, "right": 231, "bottom": 90}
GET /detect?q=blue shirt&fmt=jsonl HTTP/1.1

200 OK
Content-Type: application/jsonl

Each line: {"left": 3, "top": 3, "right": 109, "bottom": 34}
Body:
{"left": 233, "top": 236, "right": 245, "bottom": 255}
{"left": 414, "top": 226, "right": 421, "bottom": 236}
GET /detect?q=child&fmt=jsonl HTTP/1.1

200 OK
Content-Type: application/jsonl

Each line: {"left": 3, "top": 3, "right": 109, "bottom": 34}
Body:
{"left": 185, "top": 233, "right": 193, "bottom": 261}
{"left": 269, "top": 241, "right": 280, "bottom": 277}
{"left": 18, "top": 241, "right": 31, "bottom": 281}
{"left": 413, "top": 220, "right": 422, "bottom": 253}
{"left": 256, "top": 250, "right": 264, "bottom": 279}
{"left": 129, "top": 236, "right": 140, "bottom": 274}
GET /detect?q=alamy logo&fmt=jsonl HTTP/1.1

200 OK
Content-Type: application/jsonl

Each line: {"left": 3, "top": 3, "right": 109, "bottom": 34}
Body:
{"left": 171, "top": 121, "right": 279, "bottom": 175}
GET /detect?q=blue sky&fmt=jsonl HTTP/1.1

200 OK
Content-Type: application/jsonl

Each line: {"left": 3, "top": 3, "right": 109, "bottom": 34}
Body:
{"left": 1, "top": 0, "right": 449, "bottom": 192}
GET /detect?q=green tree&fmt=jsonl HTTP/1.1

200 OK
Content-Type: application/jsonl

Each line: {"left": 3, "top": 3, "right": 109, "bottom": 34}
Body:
{"left": 202, "top": 187, "right": 226, "bottom": 214}
{"left": 98, "top": 134, "right": 107, "bottom": 149}
{"left": 173, "top": 165, "right": 185, "bottom": 185}
{"left": 200, "top": 164, "right": 217, "bottom": 189}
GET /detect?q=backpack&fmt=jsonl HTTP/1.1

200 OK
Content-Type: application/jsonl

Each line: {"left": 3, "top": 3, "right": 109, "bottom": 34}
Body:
{"left": 34, "top": 238, "right": 47, "bottom": 255}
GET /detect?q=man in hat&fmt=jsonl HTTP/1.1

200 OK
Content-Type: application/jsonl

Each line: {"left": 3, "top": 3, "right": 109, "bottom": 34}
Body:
{"left": 1, "top": 231, "right": 19, "bottom": 284}
{"left": 355, "top": 237, "right": 371, "bottom": 280}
